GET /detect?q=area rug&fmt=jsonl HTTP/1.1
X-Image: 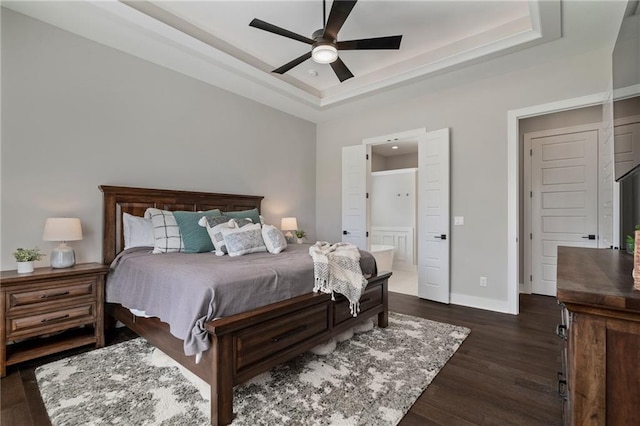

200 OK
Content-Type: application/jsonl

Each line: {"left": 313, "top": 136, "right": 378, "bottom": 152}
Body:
{"left": 35, "top": 312, "right": 469, "bottom": 425}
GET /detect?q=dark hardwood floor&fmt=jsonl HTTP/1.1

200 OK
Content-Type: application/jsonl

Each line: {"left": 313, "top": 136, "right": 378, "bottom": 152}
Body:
{"left": 1, "top": 293, "right": 563, "bottom": 425}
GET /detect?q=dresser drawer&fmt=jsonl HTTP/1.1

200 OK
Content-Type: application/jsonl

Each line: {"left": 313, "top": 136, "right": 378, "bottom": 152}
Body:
{"left": 333, "top": 283, "right": 383, "bottom": 326}
{"left": 235, "top": 303, "right": 329, "bottom": 371}
{"left": 6, "top": 278, "right": 96, "bottom": 313}
{"left": 6, "top": 304, "right": 95, "bottom": 339}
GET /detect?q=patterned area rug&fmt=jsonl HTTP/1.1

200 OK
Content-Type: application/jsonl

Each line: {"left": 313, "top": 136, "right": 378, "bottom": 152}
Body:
{"left": 36, "top": 312, "right": 469, "bottom": 425}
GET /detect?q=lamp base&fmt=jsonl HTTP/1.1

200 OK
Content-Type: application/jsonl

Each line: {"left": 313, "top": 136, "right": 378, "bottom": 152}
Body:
{"left": 50, "top": 243, "right": 76, "bottom": 268}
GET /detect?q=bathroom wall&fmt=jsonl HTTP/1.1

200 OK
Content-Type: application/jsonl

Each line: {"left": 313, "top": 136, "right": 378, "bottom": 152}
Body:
{"left": 371, "top": 153, "right": 418, "bottom": 172}
{"left": 371, "top": 169, "right": 416, "bottom": 227}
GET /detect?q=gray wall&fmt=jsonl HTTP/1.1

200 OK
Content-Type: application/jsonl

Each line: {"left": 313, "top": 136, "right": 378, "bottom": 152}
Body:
{"left": 1, "top": 9, "right": 316, "bottom": 269}
{"left": 316, "top": 47, "right": 612, "bottom": 310}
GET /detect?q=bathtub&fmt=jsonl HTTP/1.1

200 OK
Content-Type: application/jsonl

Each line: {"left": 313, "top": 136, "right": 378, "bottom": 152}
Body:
{"left": 370, "top": 244, "right": 395, "bottom": 272}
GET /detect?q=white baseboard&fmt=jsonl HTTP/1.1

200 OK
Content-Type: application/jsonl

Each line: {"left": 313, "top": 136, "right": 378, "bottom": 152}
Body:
{"left": 450, "top": 293, "right": 515, "bottom": 315}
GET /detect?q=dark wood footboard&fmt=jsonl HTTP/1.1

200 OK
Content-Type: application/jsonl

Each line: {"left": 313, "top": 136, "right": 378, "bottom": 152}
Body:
{"left": 106, "top": 272, "right": 390, "bottom": 426}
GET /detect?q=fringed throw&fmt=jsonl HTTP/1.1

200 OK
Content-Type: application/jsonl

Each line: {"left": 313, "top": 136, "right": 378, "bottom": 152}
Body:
{"left": 309, "top": 241, "right": 368, "bottom": 316}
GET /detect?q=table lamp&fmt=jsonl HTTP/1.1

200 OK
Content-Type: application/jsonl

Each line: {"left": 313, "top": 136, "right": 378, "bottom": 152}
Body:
{"left": 43, "top": 218, "right": 83, "bottom": 268}
{"left": 280, "top": 217, "right": 298, "bottom": 242}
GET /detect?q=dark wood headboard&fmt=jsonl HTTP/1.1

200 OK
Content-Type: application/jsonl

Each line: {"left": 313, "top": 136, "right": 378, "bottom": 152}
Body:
{"left": 100, "top": 185, "right": 264, "bottom": 265}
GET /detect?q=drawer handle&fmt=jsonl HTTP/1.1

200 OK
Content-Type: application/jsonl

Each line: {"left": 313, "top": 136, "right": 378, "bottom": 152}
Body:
{"left": 556, "top": 324, "right": 567, "bottom": 340}
{"left": 40, "top": 291, "right": 70, "bottom": 299}
{"left": 41, "top": 314, "right": 70, "bottom": 323}
{"left": 270, "top": 325, "right": 308, "bottom": 343}
{"left": 360, "top": 298, "right": 372, "bottom": 304}
{"left": 557, "top": 371, "right": 567, "bottom": 398}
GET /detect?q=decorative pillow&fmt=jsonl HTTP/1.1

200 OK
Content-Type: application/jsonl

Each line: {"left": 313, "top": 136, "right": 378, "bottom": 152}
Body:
{"left": 173, "top": 210, "right": 221, "bottom": 253}
{"left": 199, "top": 216, "right": 232, "bottom": 255}
{"left": 221, "top": 223, "right": 267, "bottom": 257}
{"left": 123, "top": 213, "right": 154, "bottom": 250}
{"left": 144, "top": 208, "right": 184, "bottom": 253}
{"left": 199, "top": 216, "right": 252, "bottom": 255}
{"left": 222, "top": 208, "right": 261, "bottom": 226}
{"left": 262, "top": 224, "right": 287, "bottom": 254}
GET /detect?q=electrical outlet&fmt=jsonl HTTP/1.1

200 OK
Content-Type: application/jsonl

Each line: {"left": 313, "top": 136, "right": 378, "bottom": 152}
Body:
{"left": 454, "top": 216, "right": 464, "bottom": 226}
{"left": 480, "top": 276, "right": 487, "bottom": 287}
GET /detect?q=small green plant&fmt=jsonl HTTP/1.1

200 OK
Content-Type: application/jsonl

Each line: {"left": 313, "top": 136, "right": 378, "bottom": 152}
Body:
{"left": 13, "top": 247, "right": 45, "bottom": 262}
{"left": 626, "top": 225, "right": 640, "bottom": 253}
{"left": 295, "top": 230, "right": 307, "bottom": 239}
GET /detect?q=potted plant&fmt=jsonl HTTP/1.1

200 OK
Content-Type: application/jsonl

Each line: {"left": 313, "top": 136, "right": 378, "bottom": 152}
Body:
{"left": 13, "top": 247, "right": 45, "bottom": 273}
{"left": 295, "top": 230, "right": 307, "bottom": 244}
{"left": 627, "top": 225, "right": 640, "bottom": 255}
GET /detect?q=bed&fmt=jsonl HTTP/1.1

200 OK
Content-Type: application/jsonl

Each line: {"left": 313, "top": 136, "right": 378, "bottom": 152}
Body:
{"left": 100, "top": 185, "right": 390, "bottom": 426}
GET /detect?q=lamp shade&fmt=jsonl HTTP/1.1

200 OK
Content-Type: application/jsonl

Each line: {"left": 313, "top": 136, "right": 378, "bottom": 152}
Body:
{"left": 280, "top": 217, "right": 298, "bottom": 231}
{"left": 42, "top": 218, "right": 83, "bottom": 242}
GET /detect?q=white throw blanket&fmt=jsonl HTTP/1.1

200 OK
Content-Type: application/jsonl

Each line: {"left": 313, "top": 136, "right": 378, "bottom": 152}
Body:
{"left": 309, "top": 241, "right": 368, "bottom": 316}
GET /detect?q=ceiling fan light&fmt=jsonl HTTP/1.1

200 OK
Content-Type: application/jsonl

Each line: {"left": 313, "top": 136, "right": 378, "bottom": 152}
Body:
{"left": 312, "top": 44, "right": 338, "bottom": 64}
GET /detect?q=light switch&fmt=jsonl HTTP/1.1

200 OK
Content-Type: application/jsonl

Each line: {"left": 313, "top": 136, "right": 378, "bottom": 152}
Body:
{"left": 454, "top": 216, "right": 464, "bottom": 226}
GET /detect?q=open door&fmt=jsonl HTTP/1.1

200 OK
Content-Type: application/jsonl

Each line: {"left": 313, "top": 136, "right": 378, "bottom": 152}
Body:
{"left": 418, "top": 128, "right": 450, "bottom": 303}
{"left": 341, "top": 145, "right": 371, "bottom": 250}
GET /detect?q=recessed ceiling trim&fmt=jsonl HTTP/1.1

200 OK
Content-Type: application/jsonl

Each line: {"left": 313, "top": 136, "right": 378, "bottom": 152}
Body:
{"left": 3, "top": 0, "right": 562, "bottom": 123}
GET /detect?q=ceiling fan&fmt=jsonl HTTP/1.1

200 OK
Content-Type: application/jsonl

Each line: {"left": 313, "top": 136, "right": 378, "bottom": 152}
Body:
{"left": 249, "top": 0, "right": 402, "bottom": 82}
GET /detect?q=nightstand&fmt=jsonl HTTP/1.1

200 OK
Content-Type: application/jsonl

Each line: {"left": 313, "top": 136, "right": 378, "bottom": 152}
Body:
{"left": 0, "top": 263, "right": 109, "bottom": 377}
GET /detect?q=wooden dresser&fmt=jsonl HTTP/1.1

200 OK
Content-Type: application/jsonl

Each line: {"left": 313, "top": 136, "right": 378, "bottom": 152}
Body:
{"left": 0, "top": 263, "right": 109, "bottom": 377}
{"left": 556, "top": 247, "right": 640, "bottom": 425}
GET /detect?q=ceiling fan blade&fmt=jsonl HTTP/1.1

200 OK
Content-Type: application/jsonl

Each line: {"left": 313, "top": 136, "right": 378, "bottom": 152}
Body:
{"left": 323, "top": 0, "right": 358, "bottom": 41}
{"left": 330, "top": 57, "right": 354, "bottom": 82}
{"left": 273, "top": 51, "right": 313, "bottom": 74}
{"left": 337, "top": 35, "right": 402, "bottom": 50}
{"left": 250, "top": 18, "right": 315, "bottom": 45}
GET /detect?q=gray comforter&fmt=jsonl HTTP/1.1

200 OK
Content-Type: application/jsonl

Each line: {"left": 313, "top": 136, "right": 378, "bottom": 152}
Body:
{"left": 106, "top": 244, "right": 376, "bottom": 356}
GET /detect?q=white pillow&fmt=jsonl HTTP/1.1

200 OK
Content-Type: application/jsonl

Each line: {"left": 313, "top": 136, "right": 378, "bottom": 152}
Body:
{"left": 221, "top": 223, "right": 266, "bottom": 257}
{"left": 144, "top": 208, "right": 184, "bottom": 253}
{"left": 123, "top": 213, "right": 154, "bottom": 250}
{"left": 262, "top": 224, "right": 287, "bottom": 254}
{"left": 199, "top": 216, "right": 233, "bottom": 256}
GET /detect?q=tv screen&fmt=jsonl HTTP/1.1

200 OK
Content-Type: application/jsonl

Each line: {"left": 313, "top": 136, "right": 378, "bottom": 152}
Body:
{"left": 612, "top": 6, "right": 640, "bottom": 182}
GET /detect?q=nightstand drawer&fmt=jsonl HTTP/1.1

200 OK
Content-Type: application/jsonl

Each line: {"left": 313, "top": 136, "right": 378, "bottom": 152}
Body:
{"left": 6, "top": 278, "right": 95, "bottom": 313}
{"left": 7, "top": 304, "right": 95, "bottom": 339}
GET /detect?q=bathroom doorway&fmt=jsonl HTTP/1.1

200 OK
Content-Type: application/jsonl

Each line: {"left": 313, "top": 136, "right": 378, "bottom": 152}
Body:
{"left": 342, "top": 127, "right": 450, "bottom": 302}
{"left": 370, "top": 141, "right": 418, "bottom": 296}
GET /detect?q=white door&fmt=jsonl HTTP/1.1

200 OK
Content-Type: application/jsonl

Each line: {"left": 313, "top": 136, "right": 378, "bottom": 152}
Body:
{"left": 614, "top": 122, "right": 640, "bottom": 180}
{"left": 530, "top": 130, "right": 598, "bottom": 296}
{"left": 418, "top": 128, "right": 450, "bottom": 303}
{"left": 341, "top": 145, "right": 370, "bottom": 250}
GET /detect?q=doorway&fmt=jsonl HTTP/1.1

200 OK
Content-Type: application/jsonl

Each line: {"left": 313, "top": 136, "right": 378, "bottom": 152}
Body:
{"left": 509, "top": 93, "right": 617, "bottom": 315}
{"left": 523, "top": 124, "right": 600, "bottom": 296}
{"left": 370, "top": 141, "right": 418, "bottom": 296}
{"left": 341, "top": 127, "right": 451, "bottom": 303}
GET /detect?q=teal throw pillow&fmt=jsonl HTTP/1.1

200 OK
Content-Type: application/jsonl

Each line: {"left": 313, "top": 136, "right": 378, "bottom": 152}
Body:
{"left": 173, "top": 210, "right": 222, "bottom": 253}
{"left": 222, "top": 208, "right": 261, "bottom": 226}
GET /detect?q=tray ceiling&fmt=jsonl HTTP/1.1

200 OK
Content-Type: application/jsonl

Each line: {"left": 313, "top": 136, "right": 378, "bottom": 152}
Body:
{"left": 4, "top": 0, "right": 563, "bottom": 120}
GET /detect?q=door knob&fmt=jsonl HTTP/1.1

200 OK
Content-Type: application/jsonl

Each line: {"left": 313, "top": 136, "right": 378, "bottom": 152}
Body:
{"left": 581, "top": 235, "right": 596, "bottom": 240}
{"left": 433, "top": 234, "right": 447, "bottom": 240}
{"left": 343, "top": 230, "right": 350, "bottom": 235}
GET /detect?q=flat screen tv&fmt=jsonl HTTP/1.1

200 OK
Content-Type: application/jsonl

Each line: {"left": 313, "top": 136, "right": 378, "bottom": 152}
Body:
{"left": 613, "top": 5, "right": 640, "bottom": 182}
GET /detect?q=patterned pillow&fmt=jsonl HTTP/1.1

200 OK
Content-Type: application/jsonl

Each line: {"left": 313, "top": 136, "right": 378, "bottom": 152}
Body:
{"left": 262, "top": 224, "right": 287, "bottom": 254}
{"left": 144, "top": 208, "right": 184, "bottom": 253}
{"left": 221, "top": 223, "right": 267, "bottom": 257}
{"left": 198, "top": 217, "right": 253, "bottom": 255}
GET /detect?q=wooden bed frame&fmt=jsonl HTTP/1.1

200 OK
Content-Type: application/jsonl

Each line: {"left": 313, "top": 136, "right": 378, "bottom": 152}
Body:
{"left": 100, "top": 185, "right": 390, "bottom": 426}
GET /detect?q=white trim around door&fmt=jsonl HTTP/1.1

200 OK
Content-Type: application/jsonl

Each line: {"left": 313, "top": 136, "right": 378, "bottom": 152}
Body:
{"left": 507, "top": 92, "right": 609, "bottom": 315}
